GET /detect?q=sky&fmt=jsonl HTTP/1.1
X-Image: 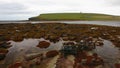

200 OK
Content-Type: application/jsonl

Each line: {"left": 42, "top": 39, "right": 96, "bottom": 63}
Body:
{"left": 0, "top": 0, "right": 120, "bottom": 20}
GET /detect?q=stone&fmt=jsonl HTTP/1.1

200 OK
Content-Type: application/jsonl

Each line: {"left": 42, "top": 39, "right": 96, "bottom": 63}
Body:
{"left": 46, "top": 50, "right": 59, "bottom": 58}
{"left": 37, "top": 41, "right": 50, "bottom": 48}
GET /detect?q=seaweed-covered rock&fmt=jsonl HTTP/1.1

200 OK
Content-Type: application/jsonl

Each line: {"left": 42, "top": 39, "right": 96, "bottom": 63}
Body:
{"left": 12, "top": 36, "right": 24, "bottom": 42}
{"left": 115, "top": 63, "right": 120, "bottom": 68}
{"left": 95, "top": 41, "right": 104, "bottom": 46}
{"left": 0, "top": 41, "right": 11, "bottom": 48}
{"left": 37, "top": 41, "right": 50, "bottom": 48}
{"left": 0, "top": 54, "right": 6, "bottom": 60}
{"left": 9, "top": 62, "right": 22, "bottom": 68}
{"left": 0, "top": 48, "right": 8, "bottom": 60}
{"left": 63, "top": 42, "right": 75, "bottom": 45}
{"left": 46, "top": 50, "right": 59, "bottom": 58}
{"left": 62, "top": 37, "right": 69, "bottom": 41}
{"left": 49, "top": 35, "right": 60, "bottom": 43}
{"left": 113, "top": 41, "right": 120, "bottom": 47}
{"left": 0, "top": 49, "right": 8, "bottom": 54}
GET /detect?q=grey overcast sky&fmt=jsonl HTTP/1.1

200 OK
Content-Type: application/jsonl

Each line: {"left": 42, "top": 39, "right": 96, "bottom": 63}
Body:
{"left": 0, "top": 0, "right": 120, "bottom": 20}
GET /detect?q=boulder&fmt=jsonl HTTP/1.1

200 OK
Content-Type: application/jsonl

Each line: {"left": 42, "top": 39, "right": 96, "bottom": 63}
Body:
{"left": 62, "top": 37, "right": 69, "bottom": 41}
{"left": 0, "top": 54, "right": 6, "bottom": 60}
{"left": 0, "top": 41, "right": 11, "bottom": 48}
{"left": 12, "top": 36, "right": 24, "bottom": 42}
{"left": 63, "top": 42, "right": 75, "bottom": 45}
{"left": 115, "top": 63, "right": 120, "bottom": 68}
{"left": 46, "top": 50, "right": 59, "bottom": 58}
{"left": 0, "top": 49, "right": 8, "bottom": 54}
{"left": 95, "top": 41, "right": 104, "bottom": 46}
{"left": 37, "top": 41, "right": 50, "bottom": 48}
{"left": 113, "top": 41, "right": 120, "bottom": 47}
{"left": 0, "top": 49, "right": 8, "bottom": 60}
{"left": 69, "top": 36, "right": 76, "bottom": 41}
{"left": 9, "top": 62, "right": 22, "bottom": 68}
{"left": 49, "top": 35, "right": 60, "bottom": 43}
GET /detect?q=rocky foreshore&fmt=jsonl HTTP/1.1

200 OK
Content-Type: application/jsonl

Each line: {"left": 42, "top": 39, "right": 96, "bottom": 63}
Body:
{"left": 0, "top": 22, "right": 119, "bottom": 47}
{"left": 0, "top": 22, "right": 120, "bottom": 68}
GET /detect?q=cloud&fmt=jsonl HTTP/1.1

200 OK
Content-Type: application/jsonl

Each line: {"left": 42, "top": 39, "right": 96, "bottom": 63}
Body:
{"left": 0, "top": 15, "right": 32, "bottom": 20}
{"left": 0, "top": 0, "right": 120, "bottom": 20}
{"left": 0, "top": 11, "right": 34, "bottom": 15}
{"left": 0, "top": 2, "right": 26, "bottom": 10}
{"left": 0, "top": 2, "right": 30, "bottom": 14}
{"left": 102, "top": 0, "right": 120, "bottom": 6}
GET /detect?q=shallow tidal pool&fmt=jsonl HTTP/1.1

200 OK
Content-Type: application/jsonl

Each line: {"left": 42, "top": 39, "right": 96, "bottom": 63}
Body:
{"left": 0, "top": 38, "right": 120, "bottom": 68}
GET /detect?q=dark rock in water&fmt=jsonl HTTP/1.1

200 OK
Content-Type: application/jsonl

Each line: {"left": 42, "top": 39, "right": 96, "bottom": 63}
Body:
{"left": 0, "top": 41, "right": 11, "bottom": 48}
{"left": 0, "top": 54, "right": 6, "bottom": 60}
{"left": 115, "top": 63, "right": 120, "bottom": 68}
{"left": 49, "top": 36, "right": 60, "bottom": 43}
{"left": 0, "top": 36, "right": 6, "bottom": 41}
{"left": 113, "top": 41, "right": 120, "bottom": 47}
{"left": 44, "top": 35, "right": 60, "bottom": 43}
{"left": 37, "top": 41, "right": 50, "bottom": 48}
{"left": 46, "top": 50, "right": 59, "bottom": 58}
{"left": 0, "top": 49, "right": 8, "bottom": 53}
{"left": 95, "top": 41, "right": 104, "bottom": 46}
{"left": 62, "top": 37, "right": 69, "bottom": 41}
{"left": 69, "top": 36, "right": 76, "bottom": 41}
{"left": 11, "top": 36, "right": 24, "bottom": 42}
{"left": 63, "top": 42, "right": 75, "bottom": 45}
{"left": 0, "top": 48, "right": 8, "bottom": 60}
{"left": 8, "top": 62, "right": 22, "bottom": 68}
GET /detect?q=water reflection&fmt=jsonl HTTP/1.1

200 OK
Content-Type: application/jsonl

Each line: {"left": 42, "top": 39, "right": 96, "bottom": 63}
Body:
{"left": 63, "top": 21, "right": 120, "bottom": 27}
{"left": 94, "top": 40, "right": 120, "bottom": 68}
{"left": 4, "top": 38, "right": 64, "bottom": 67}
{"left": 1, "top": 38, "right": 120, "bottom": 68}
{"left": 0, "top": 21, "right": 120, "bottom": 27}
{"left": 31, "top": 21, "right": 120, "bottom": 27}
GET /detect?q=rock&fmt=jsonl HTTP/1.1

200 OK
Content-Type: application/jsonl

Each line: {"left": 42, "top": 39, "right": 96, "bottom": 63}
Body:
{"left": 69, "top": 36, "right": 76, "bottom": 41}
{"left": 46, "top": 50, "right": 59, "bottom": 58}
{"left": 0, "top": 49, "right": 8, "bottom": 60}
{"left": 0, "top": 42, "right": 10, "bottom": 60}
{"left": 92, "top": 57, "right": 104, "bottom": 66}
{"left": 63, "top": 42, "right": 75, "bottom": 45}
{"left": 49, "top": 35, "right": 60, "bottom": 43}
{"left": 85, "top": 56, "right": 93, "bottom": 65}
{"left": 0, "top": 54, "right": 6, "bottom": 60}
{"left": 92, "top": 53, "right": 98, "bottom": 58}
{"left": 0, "top": 41, "right": 11, "bottom": 48}
{"left": 115, "top": 63, "right": 120, "bottom": 68}
{"left": 37, "top": 41, "right": 50, "bottom": 48}
{"left": 0, "top": 49, "right": 8, "bottom": 54}
{"left": 12, "top": 36, "right": 24, "bottom": 42}
{"left": 111, "top": 30, "right": 116, "bottom": 33}
{"left": 113, "top": 41, "right": 120, "bottom": 47}
{"left": 9, "top": 62, "right": 22, "bottom": 68}
{"left": 62, "top": 37, "right": 69, "bottom": 41}
{"left": 95, "top": 41, "right": 104, "bottom": 46}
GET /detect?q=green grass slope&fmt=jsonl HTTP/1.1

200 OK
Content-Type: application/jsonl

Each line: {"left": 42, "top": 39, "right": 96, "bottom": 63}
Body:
{"left": 29, "top": 13, "right": 120, "bottom": 21}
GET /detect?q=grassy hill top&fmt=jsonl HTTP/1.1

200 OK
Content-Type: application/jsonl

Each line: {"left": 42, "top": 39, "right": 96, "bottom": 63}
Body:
{"left": 29, "top": 13, "right": 120, "bottom": 21}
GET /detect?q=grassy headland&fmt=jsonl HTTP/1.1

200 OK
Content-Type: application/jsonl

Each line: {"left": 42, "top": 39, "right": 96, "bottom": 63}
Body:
{"left": 29, "top": 13, "right": 120, "bottom": 21}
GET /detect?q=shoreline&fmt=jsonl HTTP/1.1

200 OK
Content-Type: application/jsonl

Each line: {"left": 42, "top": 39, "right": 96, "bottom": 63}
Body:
{"left": 0, "top": 21, "right": 120, "bottom": 27}
{"left": 1, "top": 20, "right": 120, "bottom": 22}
